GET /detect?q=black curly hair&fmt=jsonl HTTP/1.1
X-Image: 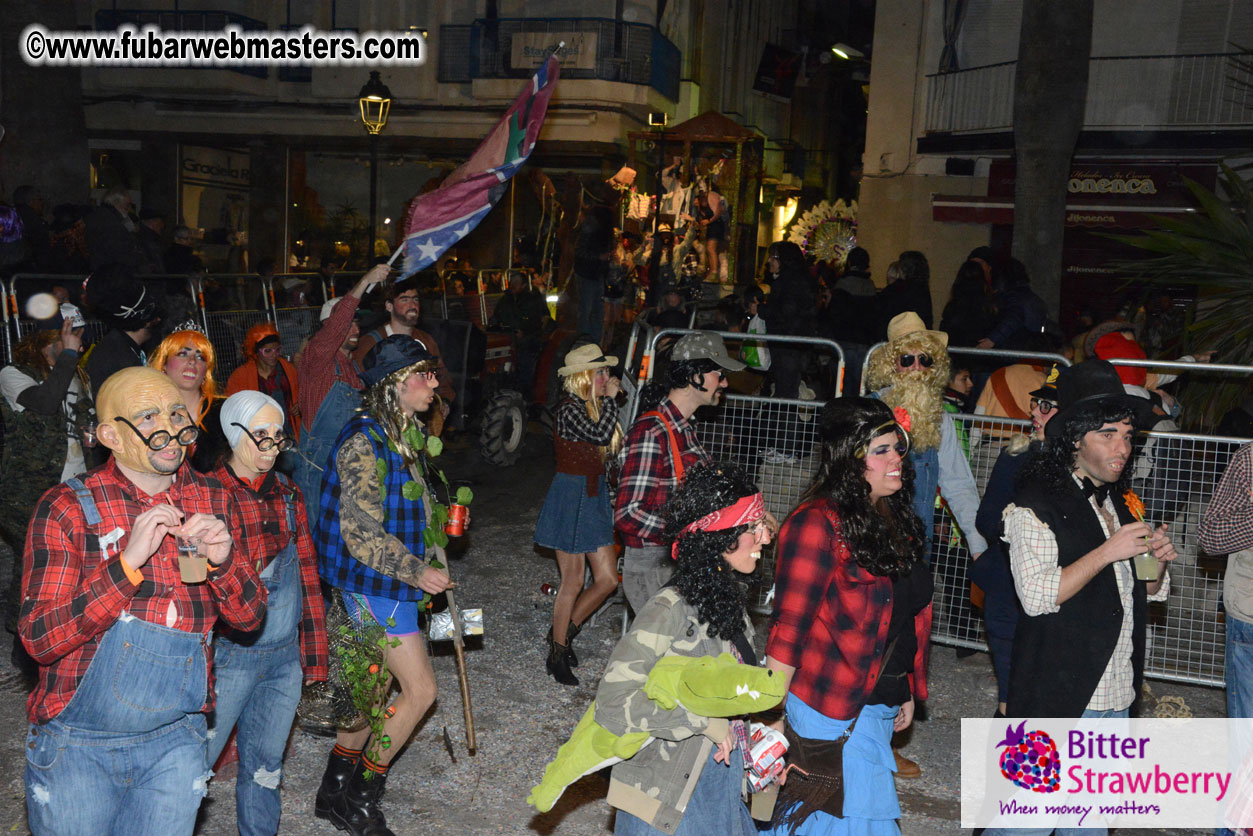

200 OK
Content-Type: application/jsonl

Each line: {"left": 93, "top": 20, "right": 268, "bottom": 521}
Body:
{"left": 801, "top": 398, "right": 925, "bottom": 576}
{"left": 1020, "top": 400, "right": 1140, "bottom": 496}
{"left": 663, "top": 462, "right": 759, "bottom": 641}
{"left": 636, "top": 357, "right": 721, "bottom": 414}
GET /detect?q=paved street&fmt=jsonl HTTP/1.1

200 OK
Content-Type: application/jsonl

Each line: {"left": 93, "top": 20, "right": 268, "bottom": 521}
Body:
{"left": 0, "top": 426, "right": 1228, "bottom": 834}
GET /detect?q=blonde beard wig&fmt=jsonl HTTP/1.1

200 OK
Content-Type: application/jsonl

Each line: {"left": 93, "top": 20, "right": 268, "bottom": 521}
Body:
{"left": 866, "top": 331, "right": 950, "bottom": 452}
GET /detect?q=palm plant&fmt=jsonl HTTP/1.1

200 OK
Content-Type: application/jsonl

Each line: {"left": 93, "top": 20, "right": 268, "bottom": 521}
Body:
{"left": 1108, "top": 164, "right": 1253, "bottom": 429}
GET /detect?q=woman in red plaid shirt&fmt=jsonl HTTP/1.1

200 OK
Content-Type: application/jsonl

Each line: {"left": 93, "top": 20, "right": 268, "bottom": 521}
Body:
{"left": 764, "top": 398, "right": 934, "bottom": 835}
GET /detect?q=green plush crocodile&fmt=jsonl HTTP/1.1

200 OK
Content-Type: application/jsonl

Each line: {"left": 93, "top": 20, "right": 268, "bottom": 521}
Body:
{"left": 527, "top": 653, "right": 784, "bottom": 812}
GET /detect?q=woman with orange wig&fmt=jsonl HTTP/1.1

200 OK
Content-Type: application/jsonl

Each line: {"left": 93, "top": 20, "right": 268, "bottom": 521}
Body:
{"left": 149, "top": 323, "right": 228, "bottom": 471}
{"left": 226, "top": 321, "right": 301, "bottom": 442}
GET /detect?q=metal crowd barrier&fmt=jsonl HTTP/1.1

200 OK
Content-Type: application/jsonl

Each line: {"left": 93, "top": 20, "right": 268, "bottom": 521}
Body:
{"left": 1, "top": 272, "right": 351, "bottom": 376}
{"left": 932, "top": 411, "right": 1252, "bottom": 688}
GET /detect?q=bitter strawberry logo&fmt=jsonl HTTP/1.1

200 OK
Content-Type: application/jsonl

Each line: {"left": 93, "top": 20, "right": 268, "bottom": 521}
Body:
{"left": 996, "top": 721, "right": 1061, "bottom": 793}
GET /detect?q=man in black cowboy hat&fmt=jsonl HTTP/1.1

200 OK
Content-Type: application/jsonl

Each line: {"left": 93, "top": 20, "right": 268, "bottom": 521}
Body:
{"left": 998, "top": 360, "right": 1177, "bottom": 728}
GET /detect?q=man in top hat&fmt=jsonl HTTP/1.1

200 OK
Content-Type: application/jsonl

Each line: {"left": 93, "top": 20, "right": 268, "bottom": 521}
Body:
{"left": 614, "top": 332, "right": 743, "bottom": 613}
{"left": 998, "top": 360, "right": 1176, "bottom": 731}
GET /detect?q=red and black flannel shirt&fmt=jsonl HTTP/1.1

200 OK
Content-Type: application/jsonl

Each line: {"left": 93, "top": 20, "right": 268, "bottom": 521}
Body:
{"left": 213, "top": 463, "right": 328, "bottom": 681}
{"left": 766, "top": 497, "right": 932, "bottom": 721}
{"left": 614, "top": 398, "right": 711, "bottom": 547}
{"left": 20, "top": 458, "right": 267, "bottom": 724}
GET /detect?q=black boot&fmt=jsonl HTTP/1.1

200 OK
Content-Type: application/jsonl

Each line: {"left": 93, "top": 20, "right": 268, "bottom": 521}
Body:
{"left": 315, "top": 748, "right": 359, "bottom": 822}
{"left": 545, "top": 633, "right": 579, "bottom": 686}
{"left": 331, "top": 766, "right": 395, "bottom": 836}
{"left": 564, "top": 620, "right": 582, "bottom": 668}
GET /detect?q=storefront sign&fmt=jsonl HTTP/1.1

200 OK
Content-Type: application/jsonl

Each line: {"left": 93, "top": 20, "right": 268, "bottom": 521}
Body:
{"left": 510, "top": 32, "right": 596, "bottom": 71}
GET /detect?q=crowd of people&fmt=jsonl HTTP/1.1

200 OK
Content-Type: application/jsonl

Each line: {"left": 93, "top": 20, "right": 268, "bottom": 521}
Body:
{"left": 0, "top": 205, "right": 1248, "bottom": 836}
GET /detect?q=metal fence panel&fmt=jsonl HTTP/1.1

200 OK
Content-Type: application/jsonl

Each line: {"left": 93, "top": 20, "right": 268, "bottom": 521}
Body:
{"left": 933, "top": 413, "right": 1245, "bottom": 688}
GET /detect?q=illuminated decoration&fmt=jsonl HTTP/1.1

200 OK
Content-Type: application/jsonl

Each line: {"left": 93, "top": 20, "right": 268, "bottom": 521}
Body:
{"left": 787, "top": 199, "right": 858, "bottom": 266}
{"left": 358, "top": 71, "right": 392, "bottom": 135}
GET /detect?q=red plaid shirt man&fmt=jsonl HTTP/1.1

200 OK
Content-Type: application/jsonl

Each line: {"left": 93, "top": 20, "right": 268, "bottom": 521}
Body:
{"left": 766, "top": 498, "right": 932, "bottom": 720}
{"left": 212, "top": 463, "right": 328, "bottom": 681}
{"left": 614, "top": 398, "right": 711, "bottom": 548}
{"left": 20, "top": 458, "right": 267, "bottom": 724}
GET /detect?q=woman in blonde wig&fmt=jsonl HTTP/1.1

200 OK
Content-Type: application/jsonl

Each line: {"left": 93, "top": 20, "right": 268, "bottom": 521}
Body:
{"left": 534, "top": 344, "right": 624, "bottom": 686}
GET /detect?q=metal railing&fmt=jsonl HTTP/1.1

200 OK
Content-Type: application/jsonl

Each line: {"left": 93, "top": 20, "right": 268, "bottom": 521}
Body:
{"left": 925, "top": 53, "right": 1253, "bottom": 134}
{"left": 438, "top": 17, "right": 680, "bottom": 101}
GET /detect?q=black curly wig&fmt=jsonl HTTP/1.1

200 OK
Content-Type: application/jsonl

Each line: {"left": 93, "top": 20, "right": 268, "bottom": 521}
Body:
{"left": 663, "top": 462, "right": 759, "bottom": 641}
{"left": 636, "top": 357, "right": 721, "bottom": 414}
{"left": 801, "top": 397, "right": 925, "bottom": 576}
{"left": 1020, "top": 400, "right": 1140, "bottom": 496}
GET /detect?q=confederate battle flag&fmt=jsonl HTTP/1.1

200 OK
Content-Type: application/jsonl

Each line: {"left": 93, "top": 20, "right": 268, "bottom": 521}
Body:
{"left": 398, "top": 53, "right": 560, "bottom": 278}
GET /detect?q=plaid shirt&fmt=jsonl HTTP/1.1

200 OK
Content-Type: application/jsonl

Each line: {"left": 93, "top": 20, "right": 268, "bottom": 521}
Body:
{"left": 766, "top": 497, "right": 932, "bottom": 721}
{"left": 1200, "top": 442, "right": 1253, "bottom": 555}
{"left": 213, "top": 463, "right": 328, "bottom": 681}
{"left": 20, "top": 459, "right": 266, "bottom": 724}
{"left": 614, "top": 399, "right": 710, "bottom": 547}
{"left": 556, "top": 396, "right": 619, "bottom": 445}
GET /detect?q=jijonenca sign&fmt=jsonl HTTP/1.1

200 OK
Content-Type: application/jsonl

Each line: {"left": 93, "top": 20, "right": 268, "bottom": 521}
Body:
{"left": 1068, "top": 170, "right": 1158, "bottom": 195}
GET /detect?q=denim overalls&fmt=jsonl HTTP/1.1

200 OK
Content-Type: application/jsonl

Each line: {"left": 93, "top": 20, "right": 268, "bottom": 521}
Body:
{"left": 207, "top": 481, "right": 304, "bottom": 836}
{"left": 25, "top": 478, "right": 212, "bottom": 836}
{"left": 293, "top": 356, "right": 362, "bottom": 509}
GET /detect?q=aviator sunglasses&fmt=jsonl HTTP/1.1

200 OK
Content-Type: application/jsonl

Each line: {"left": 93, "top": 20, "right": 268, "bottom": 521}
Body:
{"left": 898, "top": 353, "right": 934, "bottom": 369}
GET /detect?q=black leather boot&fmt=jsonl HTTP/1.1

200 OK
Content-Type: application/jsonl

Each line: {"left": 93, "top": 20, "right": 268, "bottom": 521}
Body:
{"left": 331, "top": 766, "right": 395, "bottom": 836}
{"left": 564, "top": 620, "right": 582, "bottom": 668}
{"left": 315, "top": 748, "right": 359, "bottom": 821}
{"left": 545, "top": 633, "right": 578, "bottom": 687}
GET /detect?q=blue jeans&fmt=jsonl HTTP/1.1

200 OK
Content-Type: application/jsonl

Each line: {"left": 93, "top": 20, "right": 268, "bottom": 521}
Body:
{"left": 207, "top": 640, "right": 303, "bottom": 836}
{"left": 207, "top": 520, "right": 305, "bottom": 836}
{"left": 983, "top": 708, "right": 1129, "bottom": 836}
{"left": 1227, "top": 616, "right": 1253, "bottom": 719}
{"left": 613, "top": 748, "right": 755, "bottom": 836}
{"left": 26, "top": 714, "right": 209, "bottom": 836}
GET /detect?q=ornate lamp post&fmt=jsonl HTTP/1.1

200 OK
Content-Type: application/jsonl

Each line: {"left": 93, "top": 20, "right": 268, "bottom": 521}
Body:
{"left": 358, "top": 70, "right": 393, "bottom": 260}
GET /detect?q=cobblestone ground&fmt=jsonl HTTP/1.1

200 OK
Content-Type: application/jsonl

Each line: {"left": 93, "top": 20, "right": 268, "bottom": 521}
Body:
{"left": 0, "top": 428, "right": 1228, "bottom": 834}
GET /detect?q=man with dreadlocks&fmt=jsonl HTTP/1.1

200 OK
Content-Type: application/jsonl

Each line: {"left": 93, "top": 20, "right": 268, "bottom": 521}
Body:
{"left": 866, "top": 311, "right": 984, "bottom": 780}
{"left": 614, "top": 332, "right": 744, "bottom": 614}
{"left": 313, "top": 335, "right": 453, "bottom": 836}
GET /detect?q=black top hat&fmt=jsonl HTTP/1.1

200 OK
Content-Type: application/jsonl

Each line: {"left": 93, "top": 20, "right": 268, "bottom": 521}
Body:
{"left": 361, "top": 334, "right": 437, "bottom": 387}
{"left": 1044, "top": 359, "right": 1153, "bottom": 439}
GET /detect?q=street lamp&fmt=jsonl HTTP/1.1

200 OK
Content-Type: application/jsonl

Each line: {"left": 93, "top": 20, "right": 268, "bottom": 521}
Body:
{"left": 358, "top": 71, "right": 393, "bottom": 260}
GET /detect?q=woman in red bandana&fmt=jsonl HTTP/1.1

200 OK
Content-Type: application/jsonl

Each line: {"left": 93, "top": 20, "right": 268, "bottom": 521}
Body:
{"left": 595, "top": 463, "right": 773, "bottom": 836}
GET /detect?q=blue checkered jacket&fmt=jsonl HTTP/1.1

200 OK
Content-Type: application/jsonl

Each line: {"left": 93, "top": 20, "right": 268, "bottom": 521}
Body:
{"left": 315, "top": 413, "right": 427, "bottom": 601}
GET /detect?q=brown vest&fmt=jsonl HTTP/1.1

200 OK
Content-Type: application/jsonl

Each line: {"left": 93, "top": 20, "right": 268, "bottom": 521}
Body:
{"left": 554, "top": 401, "right": 606, "bottom": 497}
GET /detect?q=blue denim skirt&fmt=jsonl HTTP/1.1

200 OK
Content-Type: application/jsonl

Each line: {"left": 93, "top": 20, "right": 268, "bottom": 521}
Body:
{"left": 534, "top": 473, "right": 614, "bottom": 553}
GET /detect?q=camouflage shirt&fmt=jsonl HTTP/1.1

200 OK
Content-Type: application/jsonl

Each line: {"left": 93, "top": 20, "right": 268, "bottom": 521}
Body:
{"left": 595, "top": 587, "right": 751, "bottom": 834}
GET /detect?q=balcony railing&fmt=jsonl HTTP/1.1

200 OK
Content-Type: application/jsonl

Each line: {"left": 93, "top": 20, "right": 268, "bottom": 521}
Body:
{"left": 438, "top": 18, "right": 679, "bottom": 101}
{"left": 925, "top": 53, "right": 1253, "bottom": 134}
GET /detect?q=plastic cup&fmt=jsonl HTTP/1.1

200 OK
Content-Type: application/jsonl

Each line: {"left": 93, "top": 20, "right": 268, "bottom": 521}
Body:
{"left": 177, "top": 535, "right": 207, "bottom": 583}
{"left": 445, "top": 504, "right": 469, "bottom": 537}
{"left": 1133, "top": 551, "right": 1159, "bottom": 582}
{"left": 81, "top": 420, "right": 98, "bottom": 448}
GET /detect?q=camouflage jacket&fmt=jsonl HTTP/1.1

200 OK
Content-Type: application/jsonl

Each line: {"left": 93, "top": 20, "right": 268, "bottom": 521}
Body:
{"left": 0, "top": 358, "right": 94, "bottom": 547}
{"left": 595, "top": 586, "right": 751, "bottom": 834}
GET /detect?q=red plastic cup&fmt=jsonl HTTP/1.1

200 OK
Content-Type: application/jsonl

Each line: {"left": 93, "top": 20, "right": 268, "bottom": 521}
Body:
{"left": 445, "top": 503, "right": 469, "bottom": 536}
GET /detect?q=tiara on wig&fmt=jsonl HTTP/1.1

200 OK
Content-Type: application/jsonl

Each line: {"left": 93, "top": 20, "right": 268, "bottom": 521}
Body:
{"left": 168, "top": 318, "right": 206, "bottom": 335}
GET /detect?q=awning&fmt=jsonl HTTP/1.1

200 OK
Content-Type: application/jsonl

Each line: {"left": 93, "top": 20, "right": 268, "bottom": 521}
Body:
{"left": 931, "top": 194, "right": 1198, "bottom": 228}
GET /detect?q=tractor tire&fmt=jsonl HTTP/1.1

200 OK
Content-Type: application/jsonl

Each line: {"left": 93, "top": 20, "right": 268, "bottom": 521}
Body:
{"left": 478, "top": 389, "right": 526, "bottom": 466}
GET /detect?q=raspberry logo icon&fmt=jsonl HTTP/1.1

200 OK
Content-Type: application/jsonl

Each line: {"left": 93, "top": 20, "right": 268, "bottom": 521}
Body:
{"left": 996, "top": 720, "right": 1061, "bottom": 793}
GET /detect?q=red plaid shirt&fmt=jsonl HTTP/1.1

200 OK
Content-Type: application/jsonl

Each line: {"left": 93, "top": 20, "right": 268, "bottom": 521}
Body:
{"left": 766, "top": 497, "right": 932, "bottom": 721}
{"left": 20, "top": 459, "right": 267, "bottom": 724}
{"left": 213, "top": 463, "right": 328, "bottom": 681}
{"left": 614, "top": 399, "right": 711, "bottom": 547}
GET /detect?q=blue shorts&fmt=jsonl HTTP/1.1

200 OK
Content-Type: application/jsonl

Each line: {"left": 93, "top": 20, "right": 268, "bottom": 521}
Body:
{"left": 342, "top": 590, "right": 421, "bottom": 637}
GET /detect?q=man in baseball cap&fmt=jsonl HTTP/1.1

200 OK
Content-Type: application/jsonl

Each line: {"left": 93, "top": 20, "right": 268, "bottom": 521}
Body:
{"left": 614, "top": 331, "right": 740, "bottom": 611}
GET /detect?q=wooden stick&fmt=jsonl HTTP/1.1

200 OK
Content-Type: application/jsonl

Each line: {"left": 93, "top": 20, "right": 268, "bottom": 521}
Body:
{"left": 444, "top": 586, "right": 476, "bottom": 755}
